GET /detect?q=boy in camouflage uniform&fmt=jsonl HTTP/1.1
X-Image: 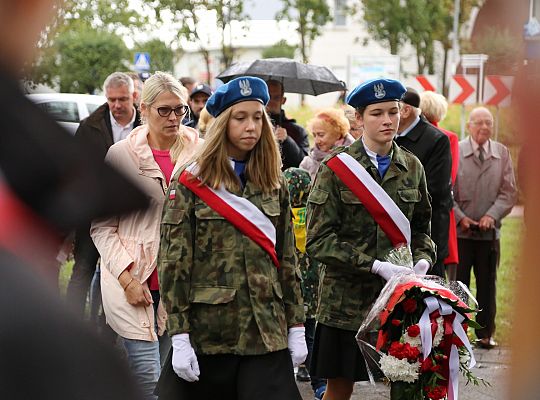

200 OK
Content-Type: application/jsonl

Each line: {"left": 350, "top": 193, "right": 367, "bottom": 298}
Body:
{"left": 306, "top": 78, "right": 435, "bottom": 400}
{"left": 283, "top": 167, "right": 326, "bottom": 397}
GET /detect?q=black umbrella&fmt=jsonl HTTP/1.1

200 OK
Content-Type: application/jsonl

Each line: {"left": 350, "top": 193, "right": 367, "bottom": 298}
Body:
{"left": 216, "top": 58, "right": 346, "bottom": 96}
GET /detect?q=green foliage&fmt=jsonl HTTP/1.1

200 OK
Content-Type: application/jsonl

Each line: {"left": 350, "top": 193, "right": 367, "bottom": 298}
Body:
{"left": 276, "top": 0, "right": 331, "bottom": 63}
{"left": 360, "top": 0, "right": 408, "bottom": 55}
{"left": 133, "top": 39, "right": 175, "bottom": 74}
{"left": 152, "top": 0, "right": 247, "bottom": 75}
{"left": 262, "top": 40, "right": 297, "bottom": 59}
{"left": 359, "top": 0, "right": 478, "bottom": 74}
{"left": 26, "top": 0, "right": 149, "bottom": 89}
{"left": 55, "top": 29, "right": 130, "bottom": 93}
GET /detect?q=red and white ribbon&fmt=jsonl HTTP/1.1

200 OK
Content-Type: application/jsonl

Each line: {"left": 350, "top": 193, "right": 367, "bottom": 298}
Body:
{"left": 327, "top": 152, "right": 411, "bottom": 247}
{"left": 179, "top": 163, "right": 278, "bottom": 267}
{"left": 419, "top": 296, "right": 476, "bottom": 400}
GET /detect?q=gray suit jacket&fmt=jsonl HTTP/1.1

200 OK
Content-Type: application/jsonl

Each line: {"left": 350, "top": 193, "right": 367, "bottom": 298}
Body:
{"left": 453, "top": 137, "right": 517, "bottom": 240}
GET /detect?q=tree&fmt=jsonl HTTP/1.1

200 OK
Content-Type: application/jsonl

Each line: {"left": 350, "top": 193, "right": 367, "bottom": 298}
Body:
{"left": 133, "top": 39, "right": 176, "bottom": 73}
{"left": 360, "top": 0, "right": 408, "bottom": 55}
{"left": 359, "top": 0, "right": 478, "bottom": 90}
{"left": 262, "top": 40, "right": 297, "bottom": 59}
{"left": 55, "top": 29, "right": 130, "bottom": 93}
{"left": 25, "top": 0, "right": 149, "bottom": 88}
{"left": 276, "top": 0, "right": 331, "bottom": 64}
{"left": 151, "top": 0, "right": 247, "bottom": 82}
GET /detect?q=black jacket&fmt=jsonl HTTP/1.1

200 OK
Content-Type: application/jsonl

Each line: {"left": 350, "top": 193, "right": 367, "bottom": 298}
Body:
{"left": 270, "top": 110, "right": 309, "bottom": 170}
{"left": 74, "top": 103, "right": 141, "bottom": 160}
{"left": 395, "top": 116, "right": 453, "bottom": 262}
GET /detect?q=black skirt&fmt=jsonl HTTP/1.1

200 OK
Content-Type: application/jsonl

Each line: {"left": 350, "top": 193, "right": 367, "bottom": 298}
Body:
{"left": 309, "top": 323, "right": 369, "bottom": 382}
{"left": 156, "top": 348, "right": 302, "bottom": 400}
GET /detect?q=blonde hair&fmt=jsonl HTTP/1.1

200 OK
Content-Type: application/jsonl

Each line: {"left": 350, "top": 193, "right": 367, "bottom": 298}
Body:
{"left": 140, "top": 71, "right": 189, "bottom": 162}
{"left": 198, "top": 107, "right": 214, "bottom": 137}
{"left": 192, "top": 104, "right": 281, "bottom": 193}
{"left": 419, "top": 91, "right": 448, "bottom": 123}
{"left": 307, "top": 107, "right": 350, "bottom": 139}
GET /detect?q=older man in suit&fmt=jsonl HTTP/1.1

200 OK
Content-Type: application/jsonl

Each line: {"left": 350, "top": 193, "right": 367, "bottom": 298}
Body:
{"left": 454, "top": 106, "right": 517, "bottom": 349}
{"left": 395, "top": 87, "right": 453, "bottom": 278}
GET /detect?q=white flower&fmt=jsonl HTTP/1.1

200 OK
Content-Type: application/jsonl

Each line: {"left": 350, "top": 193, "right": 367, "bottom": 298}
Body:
{"left": 404, "top": 325, "right": 422, "bottom": 348}
{"left": 380, "top": 354, "right": 420, "bottom": 383}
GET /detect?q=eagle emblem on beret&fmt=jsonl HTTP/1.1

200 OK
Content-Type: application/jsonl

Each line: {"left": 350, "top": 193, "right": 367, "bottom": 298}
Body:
{"left": 373, "top": 83, "right": 386, "bottom": 99}
{"left": 239, "top": 79, "right": 252, "bottom": 96}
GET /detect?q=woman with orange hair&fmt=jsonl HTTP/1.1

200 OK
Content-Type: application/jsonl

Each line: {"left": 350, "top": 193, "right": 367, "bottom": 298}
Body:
{"left": 301, "top": 108, "right": 355, "bottom": 180}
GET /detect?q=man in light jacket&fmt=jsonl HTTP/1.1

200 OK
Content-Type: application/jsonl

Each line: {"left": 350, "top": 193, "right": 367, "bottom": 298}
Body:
{"left": 453, "top": 106, "right": 517, "bottom": 349}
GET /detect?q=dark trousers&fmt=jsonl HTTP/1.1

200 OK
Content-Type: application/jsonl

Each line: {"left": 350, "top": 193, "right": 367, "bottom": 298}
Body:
{"left": 156, "top": 349, "right": 302, "bottom": 400}
{"left": 66, "top": 225, "right": 100, "bottom": 316}
{"left": 456, "top": 238, "right": 500, "bottom": 339}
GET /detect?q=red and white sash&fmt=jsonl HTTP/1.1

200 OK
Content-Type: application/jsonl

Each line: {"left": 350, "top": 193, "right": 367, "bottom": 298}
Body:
{"left": 326, "top": 152, "right": 411, "bottom": 247}
{"left": 179, "top": 163, "right": 279, "bottom": 267}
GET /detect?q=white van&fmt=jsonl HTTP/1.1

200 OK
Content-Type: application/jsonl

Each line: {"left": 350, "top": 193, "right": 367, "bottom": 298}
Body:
{"left": 27, "top": 93, "right": 106, "bottom": 135}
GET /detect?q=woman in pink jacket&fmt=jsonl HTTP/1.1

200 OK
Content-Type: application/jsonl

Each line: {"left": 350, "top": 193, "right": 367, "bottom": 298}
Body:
{"left": 91, "top": 72, "right": 203, "bottom": 399}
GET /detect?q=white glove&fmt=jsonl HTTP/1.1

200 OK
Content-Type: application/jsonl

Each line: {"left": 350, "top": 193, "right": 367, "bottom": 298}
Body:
{"left": 288, "top": 326, "right": 308, "bottom": 368}
{"left": 371, "top": 260, "right": 414, "bottom": 281}
{"left": 413, "top": 259, "right": 430, "bottom": 275}
{"left": 171, "top": 333, "right": 200, "bottom": 382}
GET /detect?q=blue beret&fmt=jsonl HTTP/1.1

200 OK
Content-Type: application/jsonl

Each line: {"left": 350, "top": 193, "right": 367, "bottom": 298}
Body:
{"left": 206, "top": 76, "right": 270, "bottom": 117}
{"left": 346, "top": 78, "right": 406, "bottom": 108}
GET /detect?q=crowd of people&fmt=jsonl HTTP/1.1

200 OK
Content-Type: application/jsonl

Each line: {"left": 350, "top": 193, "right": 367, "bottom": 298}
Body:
{"left": 55, "top": 68, "right": 517, "bottom": 400}
{"left": 0, "top": 3, "right": 518, "bottom": 396}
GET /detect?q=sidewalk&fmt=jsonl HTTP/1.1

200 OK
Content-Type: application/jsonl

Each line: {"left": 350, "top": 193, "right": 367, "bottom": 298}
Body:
{"left": 297, "top": 347, "right": 511, "bottom": 399}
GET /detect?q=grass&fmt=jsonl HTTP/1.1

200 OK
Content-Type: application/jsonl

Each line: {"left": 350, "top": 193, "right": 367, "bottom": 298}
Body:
{"left": 469, "top": 215, "right": 523, "bottom": 345}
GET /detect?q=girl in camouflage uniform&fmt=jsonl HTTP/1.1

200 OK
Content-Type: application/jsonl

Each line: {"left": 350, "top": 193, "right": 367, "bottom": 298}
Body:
{"left": 306, "top": 78, "right": 435, "bottom": 400}
{"left": 156, "top": 77, "right": 307, "bottom": 400}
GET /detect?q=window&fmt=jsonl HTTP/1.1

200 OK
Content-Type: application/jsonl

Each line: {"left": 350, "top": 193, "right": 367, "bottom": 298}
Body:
{"left": 86, "top": 103, "right": 101, "bottom": 114}
{"left": 334, "top": 0, "right": 347, "bottom": 27}
{"left": 37, "top": 101, "right": 79, "bottom": 123}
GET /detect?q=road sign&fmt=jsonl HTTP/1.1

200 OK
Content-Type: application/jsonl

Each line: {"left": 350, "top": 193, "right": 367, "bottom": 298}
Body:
{"left": 483, "top": 75, "right": 513, "bottom": 107}
{"left": 134, "top": 52, "right": 151, "bottom": 72}
{"left": 449, "top": 74, "right": 477, "bottom": 105}
{"left": 348, "top": 55, "right": 400, "bottom": 88}
{"left": 415, "top": 75, "right": 437, "bottom": 92}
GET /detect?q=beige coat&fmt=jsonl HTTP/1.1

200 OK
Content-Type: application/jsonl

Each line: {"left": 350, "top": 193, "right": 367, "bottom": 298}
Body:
{"left": 91, "top": 125, "right": 202, "bottom": 341}
{"left": 453, "top": 137, "right": 517, "bottom": 240}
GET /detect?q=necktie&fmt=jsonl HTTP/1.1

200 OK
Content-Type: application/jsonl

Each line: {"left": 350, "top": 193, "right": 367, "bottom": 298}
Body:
{"left": 376, "top": 154, "right": 391, "bottom": 178}
{"left": 478, "top": 146, "right": 485, "bottom": 163}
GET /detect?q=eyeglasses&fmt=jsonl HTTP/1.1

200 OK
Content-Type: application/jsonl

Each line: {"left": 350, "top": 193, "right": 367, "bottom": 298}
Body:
{"left": 152, "top": 105, "right": 189, "bottom": 117}
{"left": 470, "top": 119, "right": 493, "bottom": 127}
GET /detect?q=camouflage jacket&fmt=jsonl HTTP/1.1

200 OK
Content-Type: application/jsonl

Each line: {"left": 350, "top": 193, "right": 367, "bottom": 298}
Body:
{"left": 306, "top": 140, "right": 435, "bottom": 331}
{"left": 159, "top": 168, "right": 305, "bottom": 355}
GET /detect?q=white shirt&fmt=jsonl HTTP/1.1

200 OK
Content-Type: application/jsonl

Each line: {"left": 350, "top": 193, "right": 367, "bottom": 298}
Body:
{"left": 470, "top": 137, "right": 491, "bottom": 159}
{"left": 110, "top": 108, "right": 136, "bottom": 143}
{"left": 396, "top": 115, "right": 420, "bottom": 138}
{"left": 362, "top": 137, "right": 393, "bottom": 169}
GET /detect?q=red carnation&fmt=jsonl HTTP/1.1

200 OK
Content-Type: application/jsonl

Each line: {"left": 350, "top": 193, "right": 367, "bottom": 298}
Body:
{"left": 421, "top": 357, "right": 433, "bottom": 373}
{"left": 424, "top": 385, "right": 448, "bottom": 400}
{"left": 391, "top": 319, "right": 402, "bottom": 327}
{"left": 407, "top": 324, "right": 420, "bottom": 337}
{"left": 402, "top": 298, "right": 418, "bottom": 313}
